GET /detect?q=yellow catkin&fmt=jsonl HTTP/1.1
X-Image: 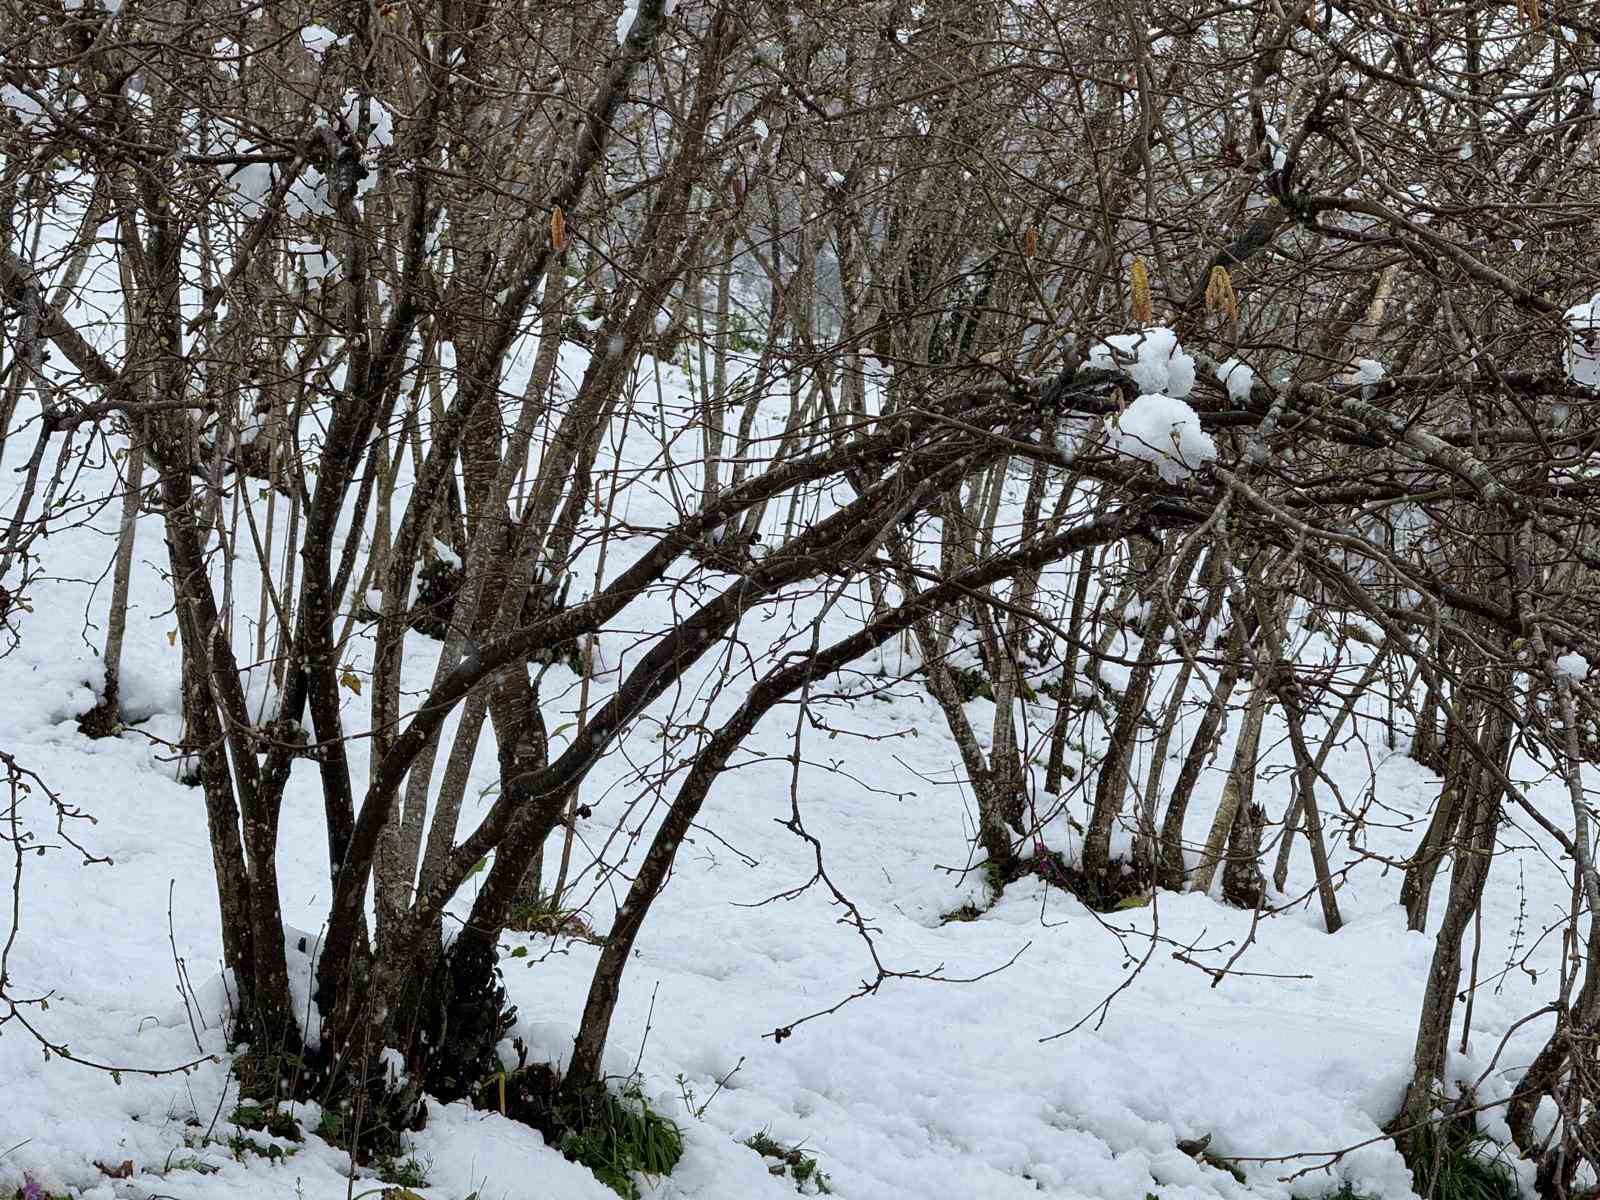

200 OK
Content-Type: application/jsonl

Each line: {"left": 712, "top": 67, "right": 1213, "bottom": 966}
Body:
{"left": 1205, "top": 265, "right": 1238, "bottom": 323}
{"left": 551, "top": 206, "right": 567, "bottom": 252}
{"left": 1130, "top": 258, "right": 1152, "bottom": 325}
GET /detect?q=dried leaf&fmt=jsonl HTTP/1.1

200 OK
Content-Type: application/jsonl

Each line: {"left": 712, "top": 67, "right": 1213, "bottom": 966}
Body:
{"left": 339, "top": 666, "right": 363, "bottom": 696}
{"left": 550, "top": 205, "right": 567, "bottom": 252}
{"left": 1023, "top": 224, "right": 1038, "bottom": 258}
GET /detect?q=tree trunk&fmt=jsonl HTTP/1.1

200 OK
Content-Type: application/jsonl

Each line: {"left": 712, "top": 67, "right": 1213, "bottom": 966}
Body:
{"left": 96, "top": 431, "right": 146, "bottom": 724}
{"left": 1221, "top": 802, "right": 1266, "bottom": 909}
{"left": 1190, "top": 665, "right": 1270, "bottom": 896}
{"left": 1393, "top": 700, "right": 1509, "bottom": 1157}
{"left": 1158, "top": 615, "right": 1247, "bottom": 891}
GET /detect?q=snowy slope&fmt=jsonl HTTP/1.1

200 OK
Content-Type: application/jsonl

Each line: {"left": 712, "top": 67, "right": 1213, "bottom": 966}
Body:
{"left": 0, "top": 330, "right": 1576, "bottom": 1200}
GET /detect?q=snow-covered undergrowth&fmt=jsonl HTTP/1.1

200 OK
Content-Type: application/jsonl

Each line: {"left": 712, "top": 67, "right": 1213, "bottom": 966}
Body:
{"left": 0, "top": 325, "right": 1578, "bottom": 1200}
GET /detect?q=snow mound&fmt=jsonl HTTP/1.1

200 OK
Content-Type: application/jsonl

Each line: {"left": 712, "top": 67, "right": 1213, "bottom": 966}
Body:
{"left": 1084, "top": 326, "right": 1195, "bottom": 398}
{"left": 1107, "top": 394, "right": 1217, "bottom": 482}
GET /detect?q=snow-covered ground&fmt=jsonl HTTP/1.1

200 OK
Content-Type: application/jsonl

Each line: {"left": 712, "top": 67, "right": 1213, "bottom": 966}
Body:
{"left": 0, "top": 326, "right": 1577, "bottom": 1200}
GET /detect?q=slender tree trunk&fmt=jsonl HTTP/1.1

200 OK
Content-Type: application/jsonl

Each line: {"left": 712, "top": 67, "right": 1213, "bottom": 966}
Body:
{"left": 1083, "top": 533, "right": 1208, "bottom": 880}
{"left": 1138, "top": 543, "right": 1225, "bottom": 864}
{"left": 1401, "top": 696, "right": 1475, "bottom": 930}
{"left": 1275, "top": 638, "right": 1390, "bottom": 892}
{"left": 1221, "top": 802, "right": 1266, "bottom": 909}
{"left": 1393, "top": 699, "right": 1510, "bottom": 1153}
{"left": 95, "top": 429, "right": 146, "bottom": 723}
{"left": 1187, "top": 566, "right": 1281, "bottom": 897}
{"left": 1158, "top": 615, "right": 1247, "bottom": 891}
{"left": 1190, "top": 638, "right": 1272, "bottom": 897}
{"left": 1273, "top": 674, "right": 1343, "bottom": 933}
{"left": 1046, "top": 540, "right": 1098, "bottom": 794}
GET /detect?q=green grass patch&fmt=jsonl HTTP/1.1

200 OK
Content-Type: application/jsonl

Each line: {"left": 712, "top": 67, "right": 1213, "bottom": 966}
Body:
{"left": 506, "top": 893, "right": 605, "bottom": 943}
{"left": 314, "top": 1106, "right": 345, "bottom": 1144}
{"left": 1406, "top": 1125, "right": 1518, "bottom": 1200}
{"left": 493, "top": 1064, "right": 683, "bottom": 1199}
{"left": 229, "top": 1101, "right": 303, "bottom": 1142}
{"left": 373, "top": 1152, "right": 431, "bottom": 1190}
{"left": 744, "top": 1130, "right": 832, "bottom": 1194}
{"left": 560, "top": 1085, "right": 683, "bottom": 1198}
{"left": 225, "top": 1132, "right": 297, "bottom": 1163}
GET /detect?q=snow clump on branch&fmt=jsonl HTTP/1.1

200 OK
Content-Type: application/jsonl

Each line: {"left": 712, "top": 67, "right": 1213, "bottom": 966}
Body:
{"left": 1106, "top": 394, "right": 1217, "bottom": 483}
{"left": 1215, "top": 357, "right": 1255, "bottom": 402}
{"left": 1070, "top": 327, "right": 1214, "bottom": 480}
{"left": 1083, "top": 325, "right": 1195, "bottom": 398}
